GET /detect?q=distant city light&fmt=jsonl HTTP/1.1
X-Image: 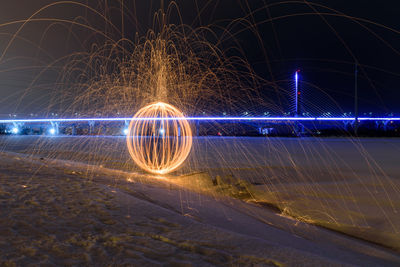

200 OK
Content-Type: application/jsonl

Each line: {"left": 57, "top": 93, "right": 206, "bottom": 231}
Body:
{"left": 11, "top": 127, "right": 19, "bottom": 134}
{"left": 49, "top": 128, "right": 56, "bottom": 135}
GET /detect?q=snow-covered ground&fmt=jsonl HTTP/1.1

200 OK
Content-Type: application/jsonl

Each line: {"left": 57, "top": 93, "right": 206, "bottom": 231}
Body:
{"left": 0, "top": 136, "right": 399, "bottom": 265}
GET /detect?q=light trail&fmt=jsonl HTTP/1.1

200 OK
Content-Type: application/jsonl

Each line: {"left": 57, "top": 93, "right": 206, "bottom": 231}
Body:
{"left": 126, "top": 102, "right": 193, "bottom": 175}
{"left": 0, "top": 117, "right": 399, "bottom": 123}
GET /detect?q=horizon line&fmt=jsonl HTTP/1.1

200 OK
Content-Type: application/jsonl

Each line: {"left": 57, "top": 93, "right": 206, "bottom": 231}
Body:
{"left": 0, "top": 117, "right": 399, "bottom": 123}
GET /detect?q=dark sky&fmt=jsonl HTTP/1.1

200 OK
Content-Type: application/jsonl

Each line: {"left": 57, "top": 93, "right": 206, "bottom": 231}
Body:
{"left": 0, "top": 0, "right": 400, "bottom": 116}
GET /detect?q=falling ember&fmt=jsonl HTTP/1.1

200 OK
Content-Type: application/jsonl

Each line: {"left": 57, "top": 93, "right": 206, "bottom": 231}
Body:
{"left": 126, "top": 102, "right": 192, "bottom": 175}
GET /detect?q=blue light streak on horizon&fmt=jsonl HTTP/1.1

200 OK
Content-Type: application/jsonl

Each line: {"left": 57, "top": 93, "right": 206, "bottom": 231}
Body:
{"left": 0, "top": 117, "right": 399, "bottom": 123}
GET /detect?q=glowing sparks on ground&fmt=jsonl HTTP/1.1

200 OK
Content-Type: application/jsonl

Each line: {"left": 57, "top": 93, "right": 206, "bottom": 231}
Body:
{"left": 126, "top": 102, "right": 192, "bottom": 175}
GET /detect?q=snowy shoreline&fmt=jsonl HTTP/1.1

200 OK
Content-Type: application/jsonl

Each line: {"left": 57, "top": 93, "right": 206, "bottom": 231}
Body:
{"left": 1, "top": 149, "right": 399, "bottom": 265}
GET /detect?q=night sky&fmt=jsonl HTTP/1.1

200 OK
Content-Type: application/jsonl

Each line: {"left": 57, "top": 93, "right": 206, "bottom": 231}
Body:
{"left": 0, "top": 0, "right": 399, "bottom": 116}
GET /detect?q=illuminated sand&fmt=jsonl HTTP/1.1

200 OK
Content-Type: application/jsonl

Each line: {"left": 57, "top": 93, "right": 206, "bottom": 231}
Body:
{"left": 0, "top": 136, "right": 400, "bottom": 265}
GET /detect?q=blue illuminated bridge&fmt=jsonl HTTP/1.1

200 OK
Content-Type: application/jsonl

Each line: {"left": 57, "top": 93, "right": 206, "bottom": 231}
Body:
{"left": 1, "top": 116, "right": 399, "bottom": 136}
{"left": 1, "top": 116, "right": 399, "bottom": 123}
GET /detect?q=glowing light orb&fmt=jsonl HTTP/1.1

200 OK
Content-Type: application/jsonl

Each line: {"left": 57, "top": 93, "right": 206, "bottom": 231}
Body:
{"left": 126, "top": 102, "right": 192, "bottom": 174}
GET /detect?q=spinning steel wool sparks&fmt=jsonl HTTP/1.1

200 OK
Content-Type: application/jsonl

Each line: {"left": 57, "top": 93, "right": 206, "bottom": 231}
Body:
{"left": 126, "top": 102, "right": 192, "bottom": 174}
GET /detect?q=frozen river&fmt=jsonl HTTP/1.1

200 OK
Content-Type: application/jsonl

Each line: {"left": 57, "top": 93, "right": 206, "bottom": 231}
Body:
{"left": 1, "top": 135, "right": 400, "bottom": 251}
{"left": 1, "top": 135, "right": 399, "bottom": 181}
